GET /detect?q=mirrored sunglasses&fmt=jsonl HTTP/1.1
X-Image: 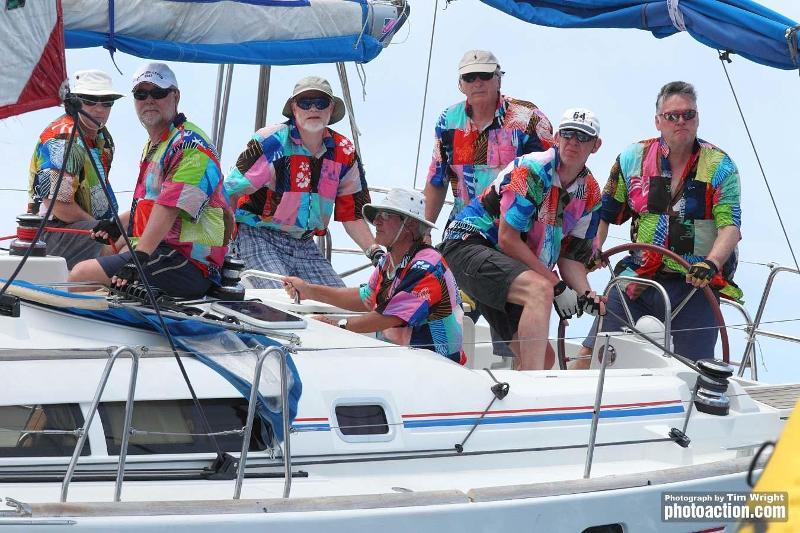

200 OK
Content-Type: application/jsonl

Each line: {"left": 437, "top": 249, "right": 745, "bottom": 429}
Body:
{"left": 294, "top": 97, "right": 332, "bottom": 111}
{"left": 132, "top": 87, "right": 174, "bottom": 101}
{"left": 460, "top": 72, "right": 495, "bottom": 83}
{"left": 78, "top": 96, "right": 115, "bottom": 108}
{"left": 660, "top": 109, "right": 697, "bottom": 122}
{"left": 559, "top": 129, "right": 595, "bottom": 143}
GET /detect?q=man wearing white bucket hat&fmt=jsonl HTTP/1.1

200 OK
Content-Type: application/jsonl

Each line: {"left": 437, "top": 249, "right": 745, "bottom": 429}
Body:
{"left": 225, "top": 76, "right": 378, "bottom": 289}
{"left": 440, "top": 108, "right": 606, "bottom": 371}
{"left": 284, "top": 188, "right": 464, "bottom": 363}
{"left": 28, "top": 69, "right": 125, "bottom": 268}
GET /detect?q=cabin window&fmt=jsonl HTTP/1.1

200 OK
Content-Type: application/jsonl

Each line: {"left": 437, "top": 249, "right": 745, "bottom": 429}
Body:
{"left": 99, "top": 399, "right": 270, "bottom": 455}
{"left": 0, "top": 404, "right": 88, "bottom": 457}
{"left": 335, "top": 404, "right": 389, "bottom": 435}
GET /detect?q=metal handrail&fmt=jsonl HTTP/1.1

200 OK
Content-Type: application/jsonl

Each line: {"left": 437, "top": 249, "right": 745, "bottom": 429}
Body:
{"left": 234, "top": 345, "right": 293, "bottom": 499}
{"left": 719, "top": 299, "right": 756, "bottom": 379}
{"left": 584, "top": 335, "right": 612, "bottom": 478}
{"left": 61, "top": 345, "right": 141, "bottom": 503}
{"left": 739, "top": 265, "right": 800, "bottom": 378}
{"left": 596, "top": 276, "right": 673, "bottom": 356}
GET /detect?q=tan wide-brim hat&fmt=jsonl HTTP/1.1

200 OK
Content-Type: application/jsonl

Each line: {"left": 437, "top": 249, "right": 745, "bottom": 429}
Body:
{"left": 71, "top": 69, "right": 124, "bottom": 99}
{"left": 281, "top": 76, "right": 346, "bottom": 125}
{"left": 363, "top": 188, "right": 437, "bottom": 229}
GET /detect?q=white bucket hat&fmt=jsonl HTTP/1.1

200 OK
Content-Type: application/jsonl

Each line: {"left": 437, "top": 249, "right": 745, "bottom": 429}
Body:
{"left": 363, "top": 188, "right": 436, "bottom": 229}
{"left": 281, "top": 76, "right": 346, "bottom": 125}
{"left": 70, "top": 70, "right": 124, "bottom": 99}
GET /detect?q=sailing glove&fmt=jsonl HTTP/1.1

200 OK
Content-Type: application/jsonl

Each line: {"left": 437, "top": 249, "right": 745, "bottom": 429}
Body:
{"left": 553, "top": 281, "right": 581, "bottom": 320}
{"left": 687, "top": 260, "right": 718, "bottom": 284}
{"left": 91, "top": 218, "right": 122, "bottom": 243}
{"left": 365, "top": 244, "right": 386, "bottom": 267}
{"left": 114, "top": 250, "right": 151, "bottom": 286}
{"left": 579, "top": 291, "right": 605, "bottom": 316}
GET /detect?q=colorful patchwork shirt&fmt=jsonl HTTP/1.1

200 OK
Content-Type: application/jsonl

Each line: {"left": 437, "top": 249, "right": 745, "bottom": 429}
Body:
{"left": 224, "top": 120, "right": 370, "bottom": 239}
{"left": 130, "top": 114, "right": 228, "bottom": 282}
{"left": 600, "top": 137, "right": 743, "bottom": 301}
{"left": 29, "top": 114, "right": 119, "bottom": 219}
{"left": 359, "top": 244, "right": 465, "bottom": 364}
{"left": 427, "top": 94, "right": 554, "bottom": 221}
{"left": 444, "top": 148, "right": 602, "bottom": 270}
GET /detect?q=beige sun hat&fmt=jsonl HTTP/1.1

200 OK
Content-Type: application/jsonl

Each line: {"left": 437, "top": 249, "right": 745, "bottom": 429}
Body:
{"left": 70, "top": 70, "right": 124, "bottom": 99}
{"left": 281, "top": 76, "right": 346, "bottom": 124}
{"left": 363, "top": 188, "right": 436, "bottom": 229}
{"left": 458, "top": 49, "right": 503, "bottom": 75}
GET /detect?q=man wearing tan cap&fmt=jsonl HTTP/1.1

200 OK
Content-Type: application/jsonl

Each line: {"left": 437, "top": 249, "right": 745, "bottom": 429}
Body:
{"left": 424, "top": 49, "right": 554, "bottom": 228}
{"left": 224, "top": 76, "right": 378, "bottom": 288}
{"left": 283, "top": 188, "right": 464, "bottom": 363}
{"left": 28, "top": 69, "right": 125, "bottom": 268}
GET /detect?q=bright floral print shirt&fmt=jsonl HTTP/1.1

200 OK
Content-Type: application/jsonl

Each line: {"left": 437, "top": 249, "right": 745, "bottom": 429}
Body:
{"left": 427, "top": 94, "right": 554, "bottom": 222}
{"left": 359, "top": 244, "right": 465, "bottom": 364}
{"left": 29, "top": 114, "right": 119, "bottom": 219}
{"left": 131, "top": 114, "right": 228, "bottom": 282}
{"left": 444, "top": 148, "right": 602, "bottom": 270}
{"left": 600, "top": 137, "right": 743, "bottom": 301}
{"left": 224, "top": 120, "right": 370, "bottom": 239}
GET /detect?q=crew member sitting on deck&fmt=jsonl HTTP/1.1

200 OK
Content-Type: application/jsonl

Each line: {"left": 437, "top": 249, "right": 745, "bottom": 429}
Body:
{"left": 283, "top": 188, "right": 465, "bottom": 364}
{"left": 28, "top": 69, "right": 126, "bottom": 269}
{"left": 224, "top": 76, "right": 379, "bottom": 289}
{"left": 439, "top": 108, "right": 607, "bottom": 371}
{"left": 69, "top": 62, "right": 230, "bottom": 299}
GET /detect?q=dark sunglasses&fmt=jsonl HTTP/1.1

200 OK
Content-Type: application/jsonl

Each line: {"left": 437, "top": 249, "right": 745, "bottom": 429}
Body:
{"left": 559, "top": 129, "right": 595, "bottom": 143}
{"left": 78, "top": 96, "right": 115, "bottom": 108}
{"left": 294, "top": 97, "right": 332, "bottom": 111}
{"left": 132, "top": 87, "right": 174, "bottom": 101}
{"left": 660, "top": 109, "right": 697, "bottom": 122}
{"left": 460, "top": 72, "right": 495, "bottom": 83}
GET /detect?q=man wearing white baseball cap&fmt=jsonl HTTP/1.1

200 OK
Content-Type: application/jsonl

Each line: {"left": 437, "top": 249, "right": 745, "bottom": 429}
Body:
{"left": 224, "top": 75, "right": 378, "bottom": 289}
{"left": 70, "top": 62, "right": 231, "bottom": 299}
{"left": 283, "top": 188, "right": 464, "bottom": 363}
{"left": 439, "top": 108, "right": 606, "bottom": 370}
{"left": 424, "top": 49, "right": 553, "bottom": 228}
{"left": 28, "top": 69, "right": 125, "bottom": 268}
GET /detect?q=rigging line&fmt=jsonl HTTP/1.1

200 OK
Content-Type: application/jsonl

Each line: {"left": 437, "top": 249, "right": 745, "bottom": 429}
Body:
{"left": 717, "top": 50, "right": 799, "bottom": 272}
{"left": 411, "top": 0, "right": 440, "bottom": 190}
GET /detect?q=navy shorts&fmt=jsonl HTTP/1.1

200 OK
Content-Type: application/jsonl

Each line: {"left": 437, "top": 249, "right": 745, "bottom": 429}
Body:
{"left": 581, "top": 275, "right": 720, "bottom": 361}
{"left": 97, "top": 244, "right": 211, "bottom": 299}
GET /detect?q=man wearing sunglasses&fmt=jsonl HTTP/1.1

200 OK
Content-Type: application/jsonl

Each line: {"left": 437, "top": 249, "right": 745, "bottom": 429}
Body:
{"left": 283, "top": 188, "right": 464, "bottom": 364}
{"left": 28, "top": 69, "right": 125, "bottom": 268}
{"left": 224, "top": 76, "right": 376, "bottom": 289}
{"left": 439, "top": 109, "right": 606, "bottom": 371}
{"left": 70, "top": 62, "right": 231, "bottom": 299}
{"left": 423, "top": 49, "right": 553, "bottom": 229}
{"left": 573, "top": 81, "right": 742, "bottom": 368}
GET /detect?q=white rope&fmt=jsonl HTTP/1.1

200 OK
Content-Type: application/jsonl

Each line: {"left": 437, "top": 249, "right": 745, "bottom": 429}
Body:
{"left": 666, "top": 0, "right": 687, "bottom": 32}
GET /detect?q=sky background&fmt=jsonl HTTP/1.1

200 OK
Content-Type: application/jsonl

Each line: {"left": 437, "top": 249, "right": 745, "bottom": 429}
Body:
{"left": 2, "top": 0, "right": 800, "bottom": 382}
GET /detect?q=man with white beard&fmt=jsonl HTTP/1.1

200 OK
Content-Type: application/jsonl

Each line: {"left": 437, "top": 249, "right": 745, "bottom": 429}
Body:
{"left": 224, "top": 76, "right": 378, "bottom": 288}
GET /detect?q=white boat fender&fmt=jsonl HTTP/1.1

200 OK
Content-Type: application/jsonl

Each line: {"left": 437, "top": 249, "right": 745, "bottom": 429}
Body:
{"left": 454, "top": 368, "right": 510, "bottom": 453}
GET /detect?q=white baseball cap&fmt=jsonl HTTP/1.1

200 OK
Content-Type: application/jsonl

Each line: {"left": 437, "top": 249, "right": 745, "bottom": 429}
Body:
{"left": 363, "top": 188, "right": 436, "bottom": 229}
{"left": 132, "top": 62, "right": 179, "bottom": 90}
{"left": 458, "top": 49, "right": 502, "bottom": 75}
{"left": 71, "top": 70, "right": 124, "bottom": 99}
{"left": 558, "top": 108, "right": 600, "bottom": 137}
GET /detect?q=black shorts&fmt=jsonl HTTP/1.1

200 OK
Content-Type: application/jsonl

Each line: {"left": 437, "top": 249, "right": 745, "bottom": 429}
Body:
{"left": 439, "top": 237, "right": 527, "bottom": 343}
{"left": 97, "top": 244, "right": 211, "bottom": 299}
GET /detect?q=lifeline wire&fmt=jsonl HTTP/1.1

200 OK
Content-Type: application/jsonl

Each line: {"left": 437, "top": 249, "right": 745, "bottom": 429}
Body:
{"left": 411, "top": 0, "right": 439, "bottom": 190}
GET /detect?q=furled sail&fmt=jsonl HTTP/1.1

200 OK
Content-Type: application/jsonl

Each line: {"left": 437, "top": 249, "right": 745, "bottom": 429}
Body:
{"left": 481, "top": 0, "right": 800, "bottom": 70}
{"left": 63, "top": 0, "right": 409, "bottom": 65}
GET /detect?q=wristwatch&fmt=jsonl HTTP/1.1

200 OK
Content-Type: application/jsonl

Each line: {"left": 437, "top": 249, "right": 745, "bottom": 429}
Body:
{"left": 337, "top": 318, "right": 348, "bottom": 330}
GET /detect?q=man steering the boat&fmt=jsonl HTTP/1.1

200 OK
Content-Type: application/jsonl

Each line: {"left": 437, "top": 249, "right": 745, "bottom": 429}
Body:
{"left": 283, "top": 188, "right": 465, "bottom": 364}
{"left": 423, "top": 49, "right": 553, "bottom": 228}
{"left": 224, "top": 76, "right": 379, "bottom": 289}
{"left": 69, "top": 62, "right": 230, "bottom": 299}
{"left": 439, "top": 109, "right": 606, "bottom": 371}
{"left": 572, "top": 82, "right": 742, "bottom": 368}
{"left": 28, "top": 69, "right": 126, "bottom": 269}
